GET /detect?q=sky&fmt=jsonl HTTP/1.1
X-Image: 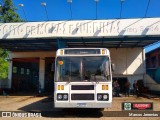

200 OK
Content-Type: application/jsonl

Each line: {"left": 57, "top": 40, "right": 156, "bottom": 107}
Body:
{"left": 12, "top": 0, "right": 160, "bottom": 52}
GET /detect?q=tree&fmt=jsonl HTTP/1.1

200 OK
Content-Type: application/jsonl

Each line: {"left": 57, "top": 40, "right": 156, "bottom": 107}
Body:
{"left": 0, "top": 0, "right": 23, "bottom": 23}
{"left": 0, "top": 49, "right": 8, "bottom": 79}
{"left": 0, "top": 0, "right": 23, "bottom": 79}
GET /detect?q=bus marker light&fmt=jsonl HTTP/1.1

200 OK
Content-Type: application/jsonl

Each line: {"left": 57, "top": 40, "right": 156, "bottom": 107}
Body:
{"left": 59, "top": 61, "right": 64, "bottom": 65}
{"left": 60, "top": 50, "right": 63, "bottom": 55}
{"left": 102, "top": 49, "right": 105, "bottom": 54}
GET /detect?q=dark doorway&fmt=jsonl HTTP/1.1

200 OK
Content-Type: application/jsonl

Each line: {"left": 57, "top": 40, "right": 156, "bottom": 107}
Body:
{"left": 113, "top": 77, "right": 128, "bottom": 93}
{"left": 12, "top": 58, "right": 39, "bottom": 92}
{"left": 45, "top": 57, "right": 55, "bottom": 93}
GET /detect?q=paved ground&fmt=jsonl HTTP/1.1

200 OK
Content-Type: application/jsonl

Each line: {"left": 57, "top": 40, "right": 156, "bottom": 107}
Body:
{"left": 0, "top": 94, "right": 160, "bottom": 120}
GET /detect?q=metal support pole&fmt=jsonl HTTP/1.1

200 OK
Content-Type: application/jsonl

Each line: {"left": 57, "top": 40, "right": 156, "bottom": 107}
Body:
{"left": 69, "top": 2, "right": 72, "bottom": 19}
{"left": 44, "top": 6, "right": 49, "bottom": 21}
{"left": 22, "top": 7, "right": 27, "bottom": 21}
{"left": 120, "top": 0, "right": 125, "bottom": 18}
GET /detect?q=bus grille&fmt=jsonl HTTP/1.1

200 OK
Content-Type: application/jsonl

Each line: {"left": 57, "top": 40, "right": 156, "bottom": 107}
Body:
{"left": 71, "top": 85, "right": 94, "bottom": 90}
{"left": 71, "top": 94, "right": 94, "bottom": 100}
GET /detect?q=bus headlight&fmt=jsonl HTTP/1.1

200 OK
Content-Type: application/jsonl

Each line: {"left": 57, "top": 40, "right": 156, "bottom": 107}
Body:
{"left": 97, "top": 94, "right": 109, "bottom": 101}
{"left": 63, "top": 94, "right": 68, "bottom": 100}
{"left": 57, "top": 94, "right": 63, "bottom": 100}
{"left": 97, "top": 94, "right": 102, "bottom": 100}
{"left": 103, "top": 95, "right": 108, "bottom": 100}
{"left": 57, "top": 94, "right": 68, "bottom": 101}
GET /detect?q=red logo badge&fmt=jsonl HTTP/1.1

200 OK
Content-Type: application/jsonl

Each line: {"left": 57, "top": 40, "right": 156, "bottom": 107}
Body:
{"left": 133, "top": 103, "right": 152, "bottom": 110}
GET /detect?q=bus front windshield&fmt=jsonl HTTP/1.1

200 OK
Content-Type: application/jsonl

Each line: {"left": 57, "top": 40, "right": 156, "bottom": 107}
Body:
{"left": 55, "top": 56, "right": 111, "bottom": 82}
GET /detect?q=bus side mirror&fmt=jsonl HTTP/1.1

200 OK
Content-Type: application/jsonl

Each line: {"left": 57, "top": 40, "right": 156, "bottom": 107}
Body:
{"left": 111, "top": 63, "right": 115, "bottom": 72}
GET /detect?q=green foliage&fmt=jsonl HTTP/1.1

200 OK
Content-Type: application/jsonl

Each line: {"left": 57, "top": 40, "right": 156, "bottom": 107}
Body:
{"left": 0, "top": 0, "right": 23, "bottom": 79}
{"left": 0, "top": 0, "right": 23, "bottom": 23}
{"left": 0, "top": 49, "right": 8, "bottom": 79}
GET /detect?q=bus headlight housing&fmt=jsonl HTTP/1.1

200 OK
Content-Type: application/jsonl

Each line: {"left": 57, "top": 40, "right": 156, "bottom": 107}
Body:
{"left": 97, "top": 93, "right": 109, "bottom": 101}
{"left": 57, "top": 93, "right": 68, "bottom": 101}
{"left": 103, "top": 95, "right": 108, "bottom": 100}
{"left": 63, "top": 94, "right": 68, "bottom": 100}
{"left": 97, "top": 94, "right": 102, "bottom": 100}
{"left": 57, "top": 94, "right": 62, "bottom": 100}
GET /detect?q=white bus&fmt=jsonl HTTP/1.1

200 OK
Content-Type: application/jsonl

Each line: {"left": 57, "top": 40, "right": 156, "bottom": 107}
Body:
{"left": 54, "top": 48, "right": 113, "bottom": 109}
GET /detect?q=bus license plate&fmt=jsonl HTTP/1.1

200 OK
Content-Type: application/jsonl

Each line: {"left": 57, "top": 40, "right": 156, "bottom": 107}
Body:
{"left": 77, "top": 103, "right": 87, "bottom": 107}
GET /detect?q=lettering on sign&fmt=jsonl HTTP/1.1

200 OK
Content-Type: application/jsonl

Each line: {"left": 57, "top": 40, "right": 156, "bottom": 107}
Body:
{"left": 0, "top": 18, "right": 160, "bottom": 39}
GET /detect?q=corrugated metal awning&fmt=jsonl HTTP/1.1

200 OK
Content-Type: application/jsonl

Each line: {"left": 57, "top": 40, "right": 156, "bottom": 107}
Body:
{"left": 0, "top": 36, "right": 159, "bottom": 51}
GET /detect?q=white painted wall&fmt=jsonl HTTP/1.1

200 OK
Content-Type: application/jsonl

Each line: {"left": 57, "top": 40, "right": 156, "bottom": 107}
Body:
{"left": 8, "top": 60, "right": 12, "bottom": 88}
{"left": 109, "top": 48, "right": 145, "bottom": 75}
{"left": 39, "top": 58, "right": 45, "bottom": 91}
{"left": 109, "top": 48, "right": 145, "bottom": 86}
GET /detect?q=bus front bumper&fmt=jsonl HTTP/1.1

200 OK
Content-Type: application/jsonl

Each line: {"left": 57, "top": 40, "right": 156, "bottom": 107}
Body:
{"left": 54, "top": 102, "right": 112, "bottom": 108}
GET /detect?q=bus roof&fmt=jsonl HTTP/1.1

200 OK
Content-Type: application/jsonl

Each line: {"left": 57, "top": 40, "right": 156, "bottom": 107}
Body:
{"left": 56, "top": 48, "right": 110, "bottom": 56}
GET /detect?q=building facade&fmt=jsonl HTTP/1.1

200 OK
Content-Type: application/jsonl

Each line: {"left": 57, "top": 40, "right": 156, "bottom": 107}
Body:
{"left": 0, "top": 18, "right": 160, "bottom": 93}
{"left": 146, "top": 47, "right": 160, "bottom": 86}
{"left": 146, "top": 47, "right": 160, "bottom": 69}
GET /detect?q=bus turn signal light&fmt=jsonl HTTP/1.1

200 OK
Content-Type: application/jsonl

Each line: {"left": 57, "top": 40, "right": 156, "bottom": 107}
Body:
{"left": 57, "top": 85, "right": 64, "bottom": 90}
{"left": 61, "top": 85, "right": 64, "bottom": 90}
{"left": 58, "top": 61, "right": 64, "bottom": 65}
{"left": 58, "top": 85, "right": 61, "bottom": 90}
{"left": 102, "top": 85, "right": 108, "bottom": 90}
